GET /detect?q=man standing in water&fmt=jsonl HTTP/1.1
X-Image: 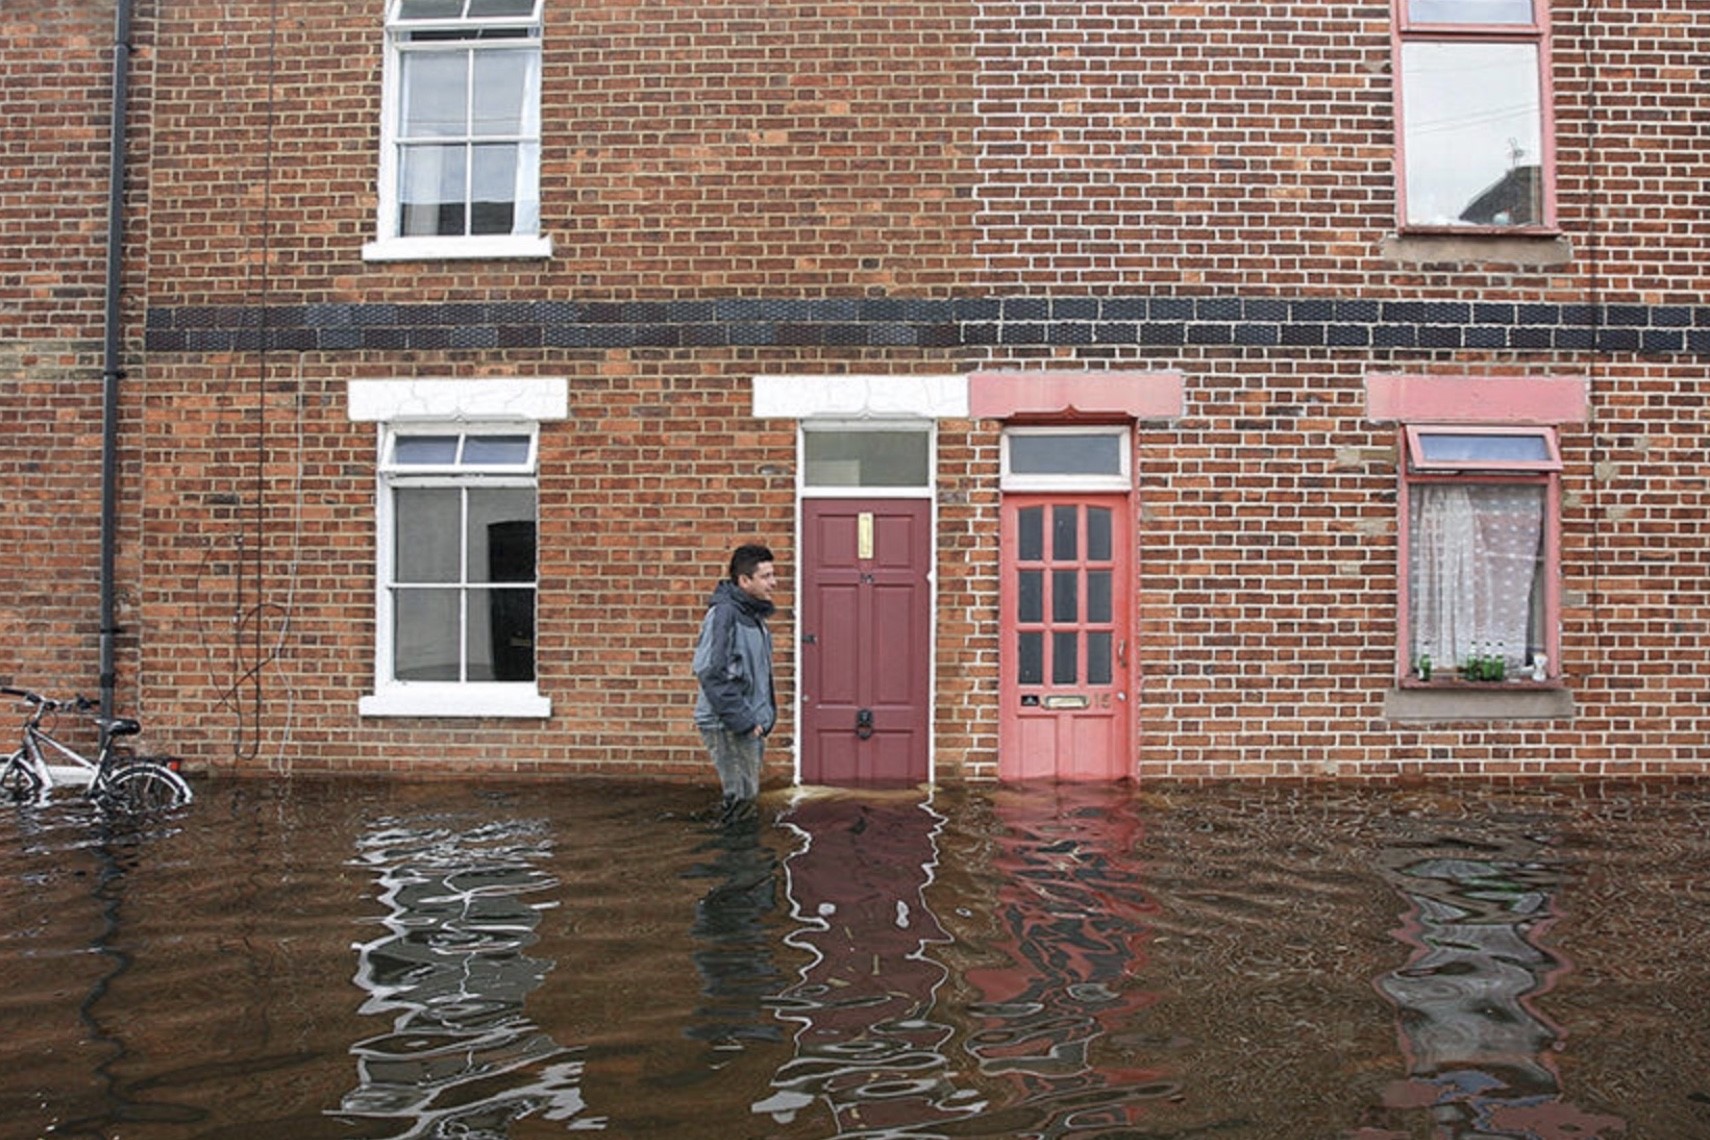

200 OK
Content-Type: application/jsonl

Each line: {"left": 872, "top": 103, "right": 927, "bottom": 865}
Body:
{"left": 693, "top": 543, "right": 778, "bottom": 823}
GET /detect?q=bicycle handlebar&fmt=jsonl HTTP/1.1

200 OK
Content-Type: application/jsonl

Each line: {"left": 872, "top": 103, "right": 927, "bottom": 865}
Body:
{"left": 3, "top": 688, "right": 97, "bottom": 713}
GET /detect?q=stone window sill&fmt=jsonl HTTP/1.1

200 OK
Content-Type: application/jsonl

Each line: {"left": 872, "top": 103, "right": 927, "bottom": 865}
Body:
{"left": 1381, "top": 233, "right": 1572, "bottom": 268}
{"left": 360, "top": 683, "right": 551, "bottom": 719}
{"left": 362, "top": 235, "right": 553, "bottom": 263}
{"left": 1385, "top": 683, "right": 1575, "bottom": 722}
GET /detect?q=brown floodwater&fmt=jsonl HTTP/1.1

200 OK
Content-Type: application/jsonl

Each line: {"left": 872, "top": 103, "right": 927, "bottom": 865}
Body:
{"left": 2, "top": 777, "right": 1707, "bottom": 1140}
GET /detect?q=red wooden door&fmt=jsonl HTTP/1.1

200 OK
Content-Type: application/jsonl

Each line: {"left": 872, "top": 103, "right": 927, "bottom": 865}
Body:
{"left": 801, "top": 499, "right": 932, "bottom": 784}
{"left": 999, "top": 495, "right": 1133, "bottom": 781}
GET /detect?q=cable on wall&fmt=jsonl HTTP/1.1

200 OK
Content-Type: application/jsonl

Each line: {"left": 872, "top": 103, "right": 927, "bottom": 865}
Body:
{"left": 216, "top": 0, "right": 301, "bottom": 771}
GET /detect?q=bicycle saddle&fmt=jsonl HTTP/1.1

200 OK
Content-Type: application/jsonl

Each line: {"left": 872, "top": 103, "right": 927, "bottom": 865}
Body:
{"left": 102, "top": 717, "right": 142, "bottom": 738}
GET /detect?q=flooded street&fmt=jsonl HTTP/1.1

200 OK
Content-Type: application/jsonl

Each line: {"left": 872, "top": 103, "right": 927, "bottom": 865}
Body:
{"left": 2, "top": 778, "right": 1707, "bottom": 1139}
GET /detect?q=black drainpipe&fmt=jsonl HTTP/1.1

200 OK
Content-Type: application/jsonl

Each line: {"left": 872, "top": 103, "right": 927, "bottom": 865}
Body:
{"left": 99, "top": 0, "right": 134, "bottom": 727}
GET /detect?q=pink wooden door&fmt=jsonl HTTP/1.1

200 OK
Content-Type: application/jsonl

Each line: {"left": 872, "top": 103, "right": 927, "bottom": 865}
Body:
{"left": 801, "top": 499, "right": 932, "bottom": 784}
{"left": 999, "top": 496, "right": 1133, "bottom": 781}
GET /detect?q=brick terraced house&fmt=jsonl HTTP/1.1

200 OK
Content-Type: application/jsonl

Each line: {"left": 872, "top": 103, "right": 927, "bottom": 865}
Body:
{"left": 3, "top": 0, "right": 1706, "bottom": 783}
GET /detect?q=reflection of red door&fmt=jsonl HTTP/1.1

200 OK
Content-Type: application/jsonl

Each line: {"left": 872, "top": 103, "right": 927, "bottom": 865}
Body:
{"left": 801, "top": 500, "right": 932, "bottom": 784}
{"left": 999, "top": 495, "right": 1133, "bottom": 781}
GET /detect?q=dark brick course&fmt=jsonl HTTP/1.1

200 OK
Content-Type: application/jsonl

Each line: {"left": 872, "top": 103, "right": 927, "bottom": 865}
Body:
{"left": 144, "top": 296, "right": 1710, "bottom": 357}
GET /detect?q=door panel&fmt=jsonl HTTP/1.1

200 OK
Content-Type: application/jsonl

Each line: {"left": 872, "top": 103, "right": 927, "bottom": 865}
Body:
{"left": 999, "top": 495, "right": 1133, "bottom": 781}
{"left": 816, "top": 582, "right": 862, "bottom": 702}
{"left": 801, "top": 500, "right": 932, "bottom": 784}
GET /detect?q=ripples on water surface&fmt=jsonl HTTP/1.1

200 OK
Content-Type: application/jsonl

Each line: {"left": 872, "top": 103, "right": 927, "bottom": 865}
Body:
{"left": 2, "top": 779, "right": 1707, "bottom": 1139}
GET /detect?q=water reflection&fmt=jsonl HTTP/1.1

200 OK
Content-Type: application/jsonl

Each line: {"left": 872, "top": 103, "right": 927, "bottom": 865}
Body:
{"left": 335, "top": 815, "right": 598, "bottom": 1137}
{"left": 48, "top": 814, "right": 206, "bottom": 1135}
{"left": 1376, "top": 841, "right": 1624, "bottom": 1138}
{"left": 683, "top": 813, "right": 786, "bottom": 1049}
{"left": 959, "top": 788, "right": 1173, "bottom": 1138}
{"left": 757, "top": 793, "right": 981, "bottom": 1136}
{"left": 4, "top": 780, "right": 1707, "bottom": 1138}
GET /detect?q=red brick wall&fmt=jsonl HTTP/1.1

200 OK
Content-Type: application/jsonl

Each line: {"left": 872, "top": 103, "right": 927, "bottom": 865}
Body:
{"left": 7, "top": 0, "right": 1707, "bottom": 780}
{"left": 959, "top": 0, "right": 1710, "bottom": 780}
{"left": 0, "top": 0, "right": 149, "bottom": 710}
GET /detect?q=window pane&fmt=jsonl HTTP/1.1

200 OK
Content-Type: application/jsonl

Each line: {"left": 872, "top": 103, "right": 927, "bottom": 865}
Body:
{"left": 395, "top": 487, "right": 462, "bottom": 582}
{"left": 1009, "top": 432, "right": 1123, "bottom": 477}
{"left": 1019, "top": 632, "right": 1043, "bottom": 685}
{"left": 394, "top": 435, "right": 460, "bottom": 465}
{"left": 1407, "top": 483, "right": 1545, "bottom": 671}
{"left": 1018, "top": 570, "right": 1043, "bottom": 623}
{"left": 468, "top": 0, "right": 538, "bottom": 18}
{"left": 1087, "top": 632, "right": 1113, "bottom": 685}
{"left": 803, "top": 430, "right": 931, "bottom": 488}
{"left": 1087, "top": 570, "right": 1112, "bottom": 624}
{"left": 470, "top": 144, "right": 519, "bottom": 235}
{"left": 1402, "top": 41, "right": 1542, "bottom": 227}
{"left": 460, "top": 434, "right": 532, "bottom": 466}
{"left": 394, "top": 588, "right": 461, "bottom": 680}
{"left": 399, "top": 144, "right": 468, "bottom": 236}
{"left": 1017, "top": 506, "right": 1044, "bottom": 562}
{"left": 1407, "top": 0, "right": 1533, "bottom": 24}
{"left": 1086, "top": 507, "right": 1112, "bottom": 561}
{"left": 1417, "top": 432, "right": 1551, "bottom": 464}
{"left": 467, "top": 493, "right": 536, "bottom": 583}
{"left": 400, "top": 52, "right": 468, "bottom": 137}
{"left": 1052, "top": 632, "right": 1078, "bottom": 685}
{"left": 468, "top": 588, "right": 535, "bottom": 682}
{"left": 1052, "top": 506, "right": 1078, "bottom": 561}
{"left": 397, "top": 0, "right": 465, "bottom": 22}
{"left": 472, "top": 49, "right": 529, "bottom": 135}
{"left": 1052, "top": 570, "right": 1078, "bottom": 624}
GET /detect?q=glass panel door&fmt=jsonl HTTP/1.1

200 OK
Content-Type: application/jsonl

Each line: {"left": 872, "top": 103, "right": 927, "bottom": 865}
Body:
{"left": 1000, "top": 495, "right": 1131, "bottom": 781}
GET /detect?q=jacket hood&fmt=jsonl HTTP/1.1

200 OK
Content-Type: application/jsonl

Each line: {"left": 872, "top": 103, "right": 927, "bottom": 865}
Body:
{"left": 710, "top": 577, "right": 776, "bottom": 620}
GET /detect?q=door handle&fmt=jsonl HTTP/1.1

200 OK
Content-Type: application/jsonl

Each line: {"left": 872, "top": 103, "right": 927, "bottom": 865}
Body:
{"left": 855, "top": 708, "right": 874, "bottom": 740}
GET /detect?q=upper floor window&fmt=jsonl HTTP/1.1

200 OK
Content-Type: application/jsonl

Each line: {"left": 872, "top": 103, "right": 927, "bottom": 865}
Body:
{"left": 365, "top": 0, "right": 550, "bottom": 262}
{"left": 1393, "top": 0, "right": 1555, "bottom": 231}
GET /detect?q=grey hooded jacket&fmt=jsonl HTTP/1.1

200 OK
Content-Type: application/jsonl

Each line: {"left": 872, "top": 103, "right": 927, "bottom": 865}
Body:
{"left": 692, "top": 579, "right": 776, "bottom": 736}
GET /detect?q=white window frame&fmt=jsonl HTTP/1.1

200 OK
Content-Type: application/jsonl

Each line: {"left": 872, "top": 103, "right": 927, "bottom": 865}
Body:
{"left": 367, "top": 424, "right": 545, "bottom": 717}
{"left": 364, "top": 0, "right": 551, "bottom": 263}
{"left": 349, "top": 378, "right": 566, "bottom": 718}
{"left": 1000, "top": 425, "right": 1133, "bottom": 492}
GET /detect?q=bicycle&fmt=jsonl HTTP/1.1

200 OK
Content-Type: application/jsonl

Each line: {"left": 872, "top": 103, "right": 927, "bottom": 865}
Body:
{"left": 0, "top": 687, "right": 192, "bottom": 812}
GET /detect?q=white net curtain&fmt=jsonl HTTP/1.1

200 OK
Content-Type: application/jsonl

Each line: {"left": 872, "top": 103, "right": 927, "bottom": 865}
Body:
{"left": 1408, "top": 483, "right": 1545, "bottom": 672}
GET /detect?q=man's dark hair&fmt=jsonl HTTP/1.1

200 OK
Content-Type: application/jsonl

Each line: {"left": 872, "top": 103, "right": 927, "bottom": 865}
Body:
{"left": 728, "top": 543, "right": 775, "bottom": 583}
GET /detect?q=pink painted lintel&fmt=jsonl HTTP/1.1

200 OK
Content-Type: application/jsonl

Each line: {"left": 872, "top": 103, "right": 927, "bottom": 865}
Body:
{"left": 969, "top": 370, "right": 1185, "bottom": 421}
{"left": 1366, "top": 374, "right": 1589, "bottom": 425}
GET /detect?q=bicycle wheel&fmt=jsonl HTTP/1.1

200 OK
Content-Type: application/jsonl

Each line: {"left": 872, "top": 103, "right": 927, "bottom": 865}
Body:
{"left": 1, "top": 751, "right": 43, "bottom": 802}
{"left": 98, "top": 762, "right": 192, "bottom": 812}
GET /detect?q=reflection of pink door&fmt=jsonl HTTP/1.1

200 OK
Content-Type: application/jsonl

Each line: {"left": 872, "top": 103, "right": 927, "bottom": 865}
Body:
{"left": 801, "top": 500, "right": 931, "bottom": 784}
{"left": 999, "top": 495, "right": 1133, "bottom": 781}
{"left": 963, "top": 787, "right": 1163, "bottom": 1121}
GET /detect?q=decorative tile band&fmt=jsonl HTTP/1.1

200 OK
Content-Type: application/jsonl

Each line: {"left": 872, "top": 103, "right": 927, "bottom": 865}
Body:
{"left": 143, "top": 297, "right": 1710, "bottom": 356}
